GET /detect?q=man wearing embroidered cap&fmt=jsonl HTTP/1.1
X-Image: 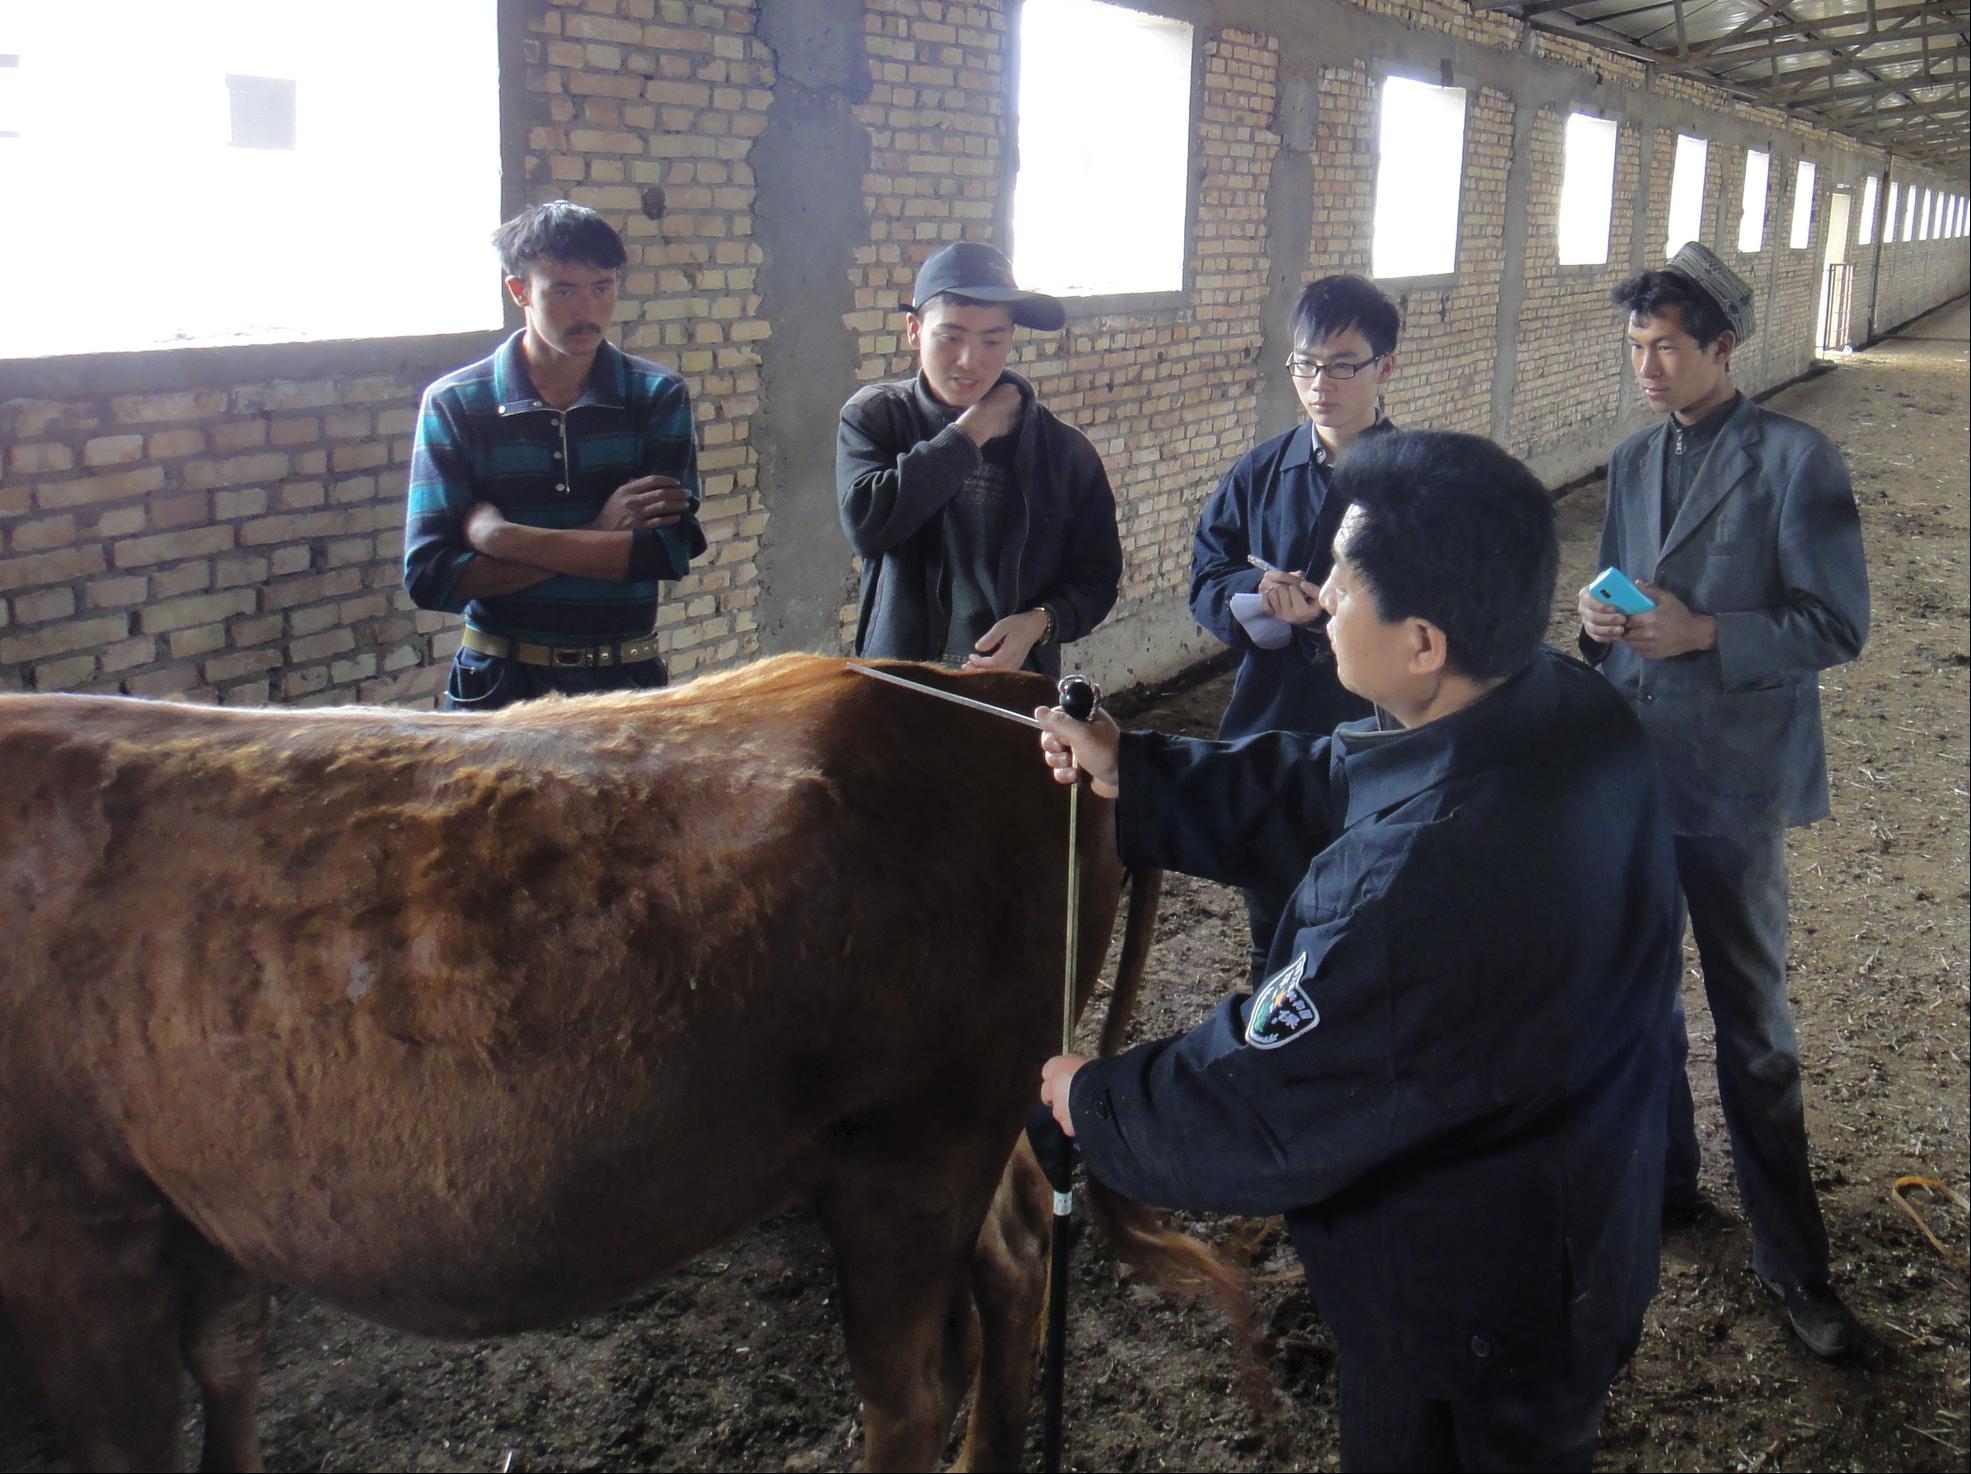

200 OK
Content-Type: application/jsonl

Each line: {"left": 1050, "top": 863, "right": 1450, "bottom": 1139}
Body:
{"left": 836, "top": 241, "right": 1121, "bottom": 676}
{"left": 1579, "top": 240, "right": 1870, "bottom": 1359}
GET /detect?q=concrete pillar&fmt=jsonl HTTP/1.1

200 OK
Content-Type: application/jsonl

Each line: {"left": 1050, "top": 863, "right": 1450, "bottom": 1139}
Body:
{"left": 749, "top": 0, "right": 872, "bottom": 656}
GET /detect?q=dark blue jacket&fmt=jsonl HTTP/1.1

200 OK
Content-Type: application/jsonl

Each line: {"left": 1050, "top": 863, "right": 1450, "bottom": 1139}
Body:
{"left": 1188, "top": 421, "right": 1377, "bottom": 740}
{"left": 1069, "top": 649, "right": 1679, "bottom": 1396}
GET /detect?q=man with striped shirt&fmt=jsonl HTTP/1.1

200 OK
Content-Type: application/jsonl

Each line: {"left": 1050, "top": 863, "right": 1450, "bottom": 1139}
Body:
{"left": 404, "top": 201, "right": 706, "bottom": 709}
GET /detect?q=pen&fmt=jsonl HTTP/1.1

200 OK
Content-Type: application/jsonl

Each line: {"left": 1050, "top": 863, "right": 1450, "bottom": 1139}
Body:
{"left": 1246, "top": 553, "right": 1305, "bottom": 581}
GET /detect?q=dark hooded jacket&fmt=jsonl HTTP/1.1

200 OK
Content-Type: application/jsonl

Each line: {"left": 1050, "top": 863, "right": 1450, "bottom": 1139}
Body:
{"left": 836, "top": 369, "right": 1121, "bottom": 678}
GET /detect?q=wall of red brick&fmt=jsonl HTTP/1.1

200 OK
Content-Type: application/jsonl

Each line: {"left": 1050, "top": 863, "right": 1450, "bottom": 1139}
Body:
{"left": 2, "top": 0, "right": 1965, "bottom": 705}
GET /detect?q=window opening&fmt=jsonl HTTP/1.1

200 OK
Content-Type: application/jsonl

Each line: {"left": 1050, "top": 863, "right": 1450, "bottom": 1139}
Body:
{"left": 1737, "top": 149, "right": 1769, "bottom": 254}
{"left": 1556, "top": 113, "right": 1618, "bottom": 266}
{"left": 0, "top": 0, "right": 501, "bottom": 360}
{"left": 1788, "top": 160, "right": 1815, "bottom": 249}
{"left": 1858, "top": 175, "right": 1877, "bottom": 245}
{"left": 0, "top": 54, "right": 18, "bottom": 138}
{"left": 1371, "top": 74, "right": 1468, "bottom": 279}
{"left": 1010, "top": 0, "right": 1193, "bottom": 299}
{"left": 1885, "top": 182, "right": 1900, "bottom": 242}
{"left": 226, "top": 74, "right": 296, "bottom": 150}
{"left": 1666, "top": 134, "right": 1707, "bottom": 255}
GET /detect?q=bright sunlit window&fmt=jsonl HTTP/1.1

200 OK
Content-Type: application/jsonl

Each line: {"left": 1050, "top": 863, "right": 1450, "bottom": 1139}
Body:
{"left": 1789, "top": 161, "right": 1815, "bottom": 248}
{"left": 1372, "top": 75, "right": 1467, "bottom": 279}
{"left": 1903, "top": 184, "right": 1917, "bottom": 240}
{"left": 1886, "top": 182, "right": 1900, "bottom": 242}
{"left": 1858, "top": 175, "right": 1878, "bottom": 244}
{"left": 1738, "top": 150, "right": 1769, "bottom": 254}
{"left": 0, "top": 53, "right": 19, "bottom": 137}
{"left": 1557, "top": 113, "right": 1618, "bottom": 265}
{"left": 0, "top": 0, "right": 500, "bottom": 360}
{"left": 1922, "top": 189, "right": 1934, "bottom": 239}
{"left": 1011, "top": 0, "right": 1192, "bottom": 299}
{"left": 1666, "top": 134, "right": 1707, "bottom": 255}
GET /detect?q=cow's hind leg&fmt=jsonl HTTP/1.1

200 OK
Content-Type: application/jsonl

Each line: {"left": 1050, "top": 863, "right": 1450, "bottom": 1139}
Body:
{"left": 954, "top": 1140, "right": 1051, "bottom": 1473}
{"left": 1, "top": 1195, "right": 188, "bottom": 1471}
{"left": 817, "top": 1144, "right": 1003, "bottom": 1473}
{"left": 171, "top": 1226, "right": 271, "bottom": 1472}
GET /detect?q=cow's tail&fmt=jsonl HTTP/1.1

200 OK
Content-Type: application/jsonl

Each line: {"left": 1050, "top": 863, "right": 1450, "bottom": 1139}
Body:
{"left": 1081, "top": 868, "right": 1274, "bottom": 1416}
{"left": 1094, "top": 866, "right": 1160, "bottom": 1057}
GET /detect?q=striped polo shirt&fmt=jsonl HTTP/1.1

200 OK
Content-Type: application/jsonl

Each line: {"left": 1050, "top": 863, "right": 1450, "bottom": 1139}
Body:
{"left": 403, "top": 331, "right": 705, "bottom": 645}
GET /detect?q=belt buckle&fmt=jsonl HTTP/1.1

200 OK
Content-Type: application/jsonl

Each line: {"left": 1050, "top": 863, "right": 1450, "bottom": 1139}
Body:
{"left": 552, "top": 646, "right": 593, "bottom": 669}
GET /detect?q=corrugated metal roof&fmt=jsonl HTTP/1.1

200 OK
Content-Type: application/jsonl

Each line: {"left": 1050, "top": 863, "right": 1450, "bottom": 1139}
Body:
{"left": 1476, "top": 0, "right": 1969, "bottom": 168}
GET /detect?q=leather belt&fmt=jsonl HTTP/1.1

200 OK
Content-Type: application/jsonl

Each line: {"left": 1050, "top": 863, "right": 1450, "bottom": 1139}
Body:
{"left": 461, "top": 626, "right": 664, "bottom": 669}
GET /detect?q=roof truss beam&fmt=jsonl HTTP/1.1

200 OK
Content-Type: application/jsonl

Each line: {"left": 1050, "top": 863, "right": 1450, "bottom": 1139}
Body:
{"left": 1847, "top": 93, "right": 1971, "bottom": 121}
{"left": 1508, "top": 4, "right": 1969, "bottom": 162}
{"left": 1781, "top": 59, "right": 1969, "bottom": 102}
{"left": 1668, "top": 20, "right": 1971, "bottom": 73}
{"left": 1764, "top": 43, "right": 1969, "bottom": 90}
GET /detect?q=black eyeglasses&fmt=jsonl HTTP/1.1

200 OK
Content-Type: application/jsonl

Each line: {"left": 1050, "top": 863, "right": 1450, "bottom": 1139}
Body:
{"left": 1284, "top": 353, "right": 1385, "bottom": 380}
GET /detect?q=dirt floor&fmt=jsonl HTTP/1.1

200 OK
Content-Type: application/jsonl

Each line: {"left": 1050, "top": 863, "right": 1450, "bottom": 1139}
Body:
{"left": 2, "top": 299, "right": 1965, "bottom": 1472}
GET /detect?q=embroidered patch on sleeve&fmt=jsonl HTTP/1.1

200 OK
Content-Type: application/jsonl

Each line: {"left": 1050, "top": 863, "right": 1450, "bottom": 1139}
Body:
{"left": 1244, "top": 951, "right": 1319, "bottom": 1050}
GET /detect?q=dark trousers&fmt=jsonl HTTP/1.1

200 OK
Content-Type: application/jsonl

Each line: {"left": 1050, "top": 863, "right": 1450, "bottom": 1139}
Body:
{"left": 1241, "top": 884, "right": 1292, "bottom": 989}
{"left": 1339, "top": 1355, "right": 1608, "bottom": 1473}
{"left": 1666, "top": 829, "right": 1830, "bottom": 1284}
{"left": 441, "top": 645, "right": 670, "bottom": 712}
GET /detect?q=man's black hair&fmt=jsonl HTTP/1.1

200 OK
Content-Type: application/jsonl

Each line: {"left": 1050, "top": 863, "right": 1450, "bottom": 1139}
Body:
{"left": 1610, "top": 270, "right": 1731, "bottom": 348}
{"left": 1290, "top": 275, "right": 1402, "bottom": 358}
{"left": 1331, "top": 430, "right": 1557, "bottom": 682}
{"left": 492, "top": 201, "right": 628, "bottom": 279}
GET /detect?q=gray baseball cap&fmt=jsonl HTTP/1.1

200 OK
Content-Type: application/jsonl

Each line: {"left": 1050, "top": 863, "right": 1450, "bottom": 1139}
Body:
{"left": 1666, "top": 240, "right": 1757, "bottom": 345}
{"left": 908, "top": 241, "right": 1066, "bottom": 331}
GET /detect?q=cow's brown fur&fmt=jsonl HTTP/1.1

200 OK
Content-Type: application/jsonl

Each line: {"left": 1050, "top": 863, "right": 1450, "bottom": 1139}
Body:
{"left": 0, "top": 655, "right": 1192, "bottom": 1472}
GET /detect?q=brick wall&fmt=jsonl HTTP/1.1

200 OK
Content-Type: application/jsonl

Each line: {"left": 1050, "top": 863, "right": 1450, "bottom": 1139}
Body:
{"left": 1, "top": 375, "right": 433, "bottom": 704}
{"left": 3, "top": 0, "right": 1965, "bottom": 705}
{"left": 1508, "top": 109, "right": 1640, "bottom": 460}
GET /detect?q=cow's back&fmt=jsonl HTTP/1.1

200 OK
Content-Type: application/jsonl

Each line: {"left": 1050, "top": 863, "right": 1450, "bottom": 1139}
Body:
{"left": 0, "top": 655, "right": 1119, "bottom": 1336}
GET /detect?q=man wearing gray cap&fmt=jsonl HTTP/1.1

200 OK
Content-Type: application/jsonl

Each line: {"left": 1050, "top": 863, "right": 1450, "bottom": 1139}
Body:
{"left": 1579, "top": 241, "right": 1869, "bottom": 1359}
{"left": 837, "top": 241, "right": 1122, "bottom": 676}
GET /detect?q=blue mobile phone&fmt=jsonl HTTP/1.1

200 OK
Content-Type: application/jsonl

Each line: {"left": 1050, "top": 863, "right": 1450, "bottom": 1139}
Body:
{"left": 1587, "top": 566, "right": 1655, "bottom": 615}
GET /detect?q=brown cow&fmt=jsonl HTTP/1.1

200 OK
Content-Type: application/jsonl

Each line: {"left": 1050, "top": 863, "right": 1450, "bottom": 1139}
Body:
{"left": 0, "top": 654, "right": 1201, "bottom": 1472}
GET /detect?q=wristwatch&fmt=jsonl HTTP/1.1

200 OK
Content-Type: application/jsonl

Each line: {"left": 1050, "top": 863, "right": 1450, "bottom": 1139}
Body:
{"left": 1032, "top": 605, "right": 1057, "bottom": 647}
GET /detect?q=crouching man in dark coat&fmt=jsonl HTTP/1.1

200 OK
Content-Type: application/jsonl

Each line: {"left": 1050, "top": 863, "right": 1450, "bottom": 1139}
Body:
{"left": 1036, "top": 431, "right": 1681, "bottom": 1472}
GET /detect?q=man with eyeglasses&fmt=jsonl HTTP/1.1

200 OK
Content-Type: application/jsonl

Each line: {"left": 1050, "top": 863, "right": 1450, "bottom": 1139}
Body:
{"left": 1190, "top": 274, "right": 1400, "bottom": 984}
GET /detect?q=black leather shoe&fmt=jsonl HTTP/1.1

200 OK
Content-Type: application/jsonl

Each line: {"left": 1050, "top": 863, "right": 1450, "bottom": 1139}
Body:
{"left": 1759, "top": 1274, "right": 1857, "bottom": 1359}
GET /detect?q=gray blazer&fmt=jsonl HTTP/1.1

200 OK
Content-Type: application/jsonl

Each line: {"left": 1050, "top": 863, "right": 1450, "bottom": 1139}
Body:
{"left": 1586, "top": 395, "right": 1869, "bottom": 836}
